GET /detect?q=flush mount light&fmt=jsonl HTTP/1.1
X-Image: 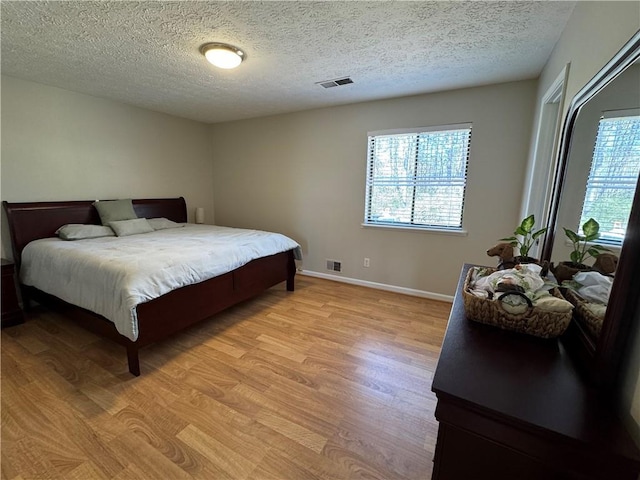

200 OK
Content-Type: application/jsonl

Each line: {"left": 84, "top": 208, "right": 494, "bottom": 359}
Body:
{"left": 200, "top": 42, "right": 245, "bottom": 69}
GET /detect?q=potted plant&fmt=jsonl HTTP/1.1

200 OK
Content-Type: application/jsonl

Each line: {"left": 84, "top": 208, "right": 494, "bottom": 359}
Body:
{"left": 552, "top": 218, "right": 611, "bottom": 283}
{"left": 500, "top": 214, "right": 547, "bottom": 264}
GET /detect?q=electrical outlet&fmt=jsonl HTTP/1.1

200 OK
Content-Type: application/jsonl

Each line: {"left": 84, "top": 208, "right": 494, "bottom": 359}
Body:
{"left": 364, "top": 257, "right": 370, "bottom": 268}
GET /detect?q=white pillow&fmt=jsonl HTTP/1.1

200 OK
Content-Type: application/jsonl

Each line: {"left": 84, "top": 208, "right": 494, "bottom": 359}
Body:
{"left": 109, "top": 218, "right": 154, "bottom": 237}
{"left": 56, "top": 224, "right": 115, "bottom": 241}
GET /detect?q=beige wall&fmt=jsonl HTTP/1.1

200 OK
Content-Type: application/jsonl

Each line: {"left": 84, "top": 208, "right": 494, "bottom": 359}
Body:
{"left": 211, "top": 80, "right": 537, "bottom": 297}
{"left": 1, "top": 76, "right": 214, "bottom": 259}
{"left": 529, "top": 1, "right": 640, "bottom": 441}
{"left": 538, "top": 2, "right": 640, "bottom": 117}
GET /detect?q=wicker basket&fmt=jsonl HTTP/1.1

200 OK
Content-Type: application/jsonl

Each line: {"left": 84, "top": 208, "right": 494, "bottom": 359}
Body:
{"left": 562, "top": 288, "right": 604, "bottom": 338}
{"left": 462, "top": 267, "right": 572, "bottom": 339}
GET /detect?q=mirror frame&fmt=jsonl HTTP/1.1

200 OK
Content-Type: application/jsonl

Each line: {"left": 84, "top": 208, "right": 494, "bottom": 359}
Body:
{"left": 541, "top": 30, "right": 640, "bottom": 394}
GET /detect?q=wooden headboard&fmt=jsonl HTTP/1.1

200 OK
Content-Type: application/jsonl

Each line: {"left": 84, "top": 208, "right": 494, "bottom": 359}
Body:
{"left": 2, "top": 197, "right": 187, "bottom": 270}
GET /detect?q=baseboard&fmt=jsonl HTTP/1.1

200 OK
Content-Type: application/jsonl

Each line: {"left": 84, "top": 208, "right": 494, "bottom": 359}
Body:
{"left": 298, "top": 270, "right": 454, "bottom": 303}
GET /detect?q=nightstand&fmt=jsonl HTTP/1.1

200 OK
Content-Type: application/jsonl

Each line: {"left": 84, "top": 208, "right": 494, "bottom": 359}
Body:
{"left": 2, "top": 258, "right": 24, "bottom": 327}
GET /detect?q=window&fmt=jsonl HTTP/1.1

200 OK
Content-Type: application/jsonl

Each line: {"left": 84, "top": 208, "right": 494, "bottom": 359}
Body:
{"left": 579, "top": 111, "right": 640, "bottom": 243}
{"left": 364, "top": 124, "right": 472, "bottom": 231}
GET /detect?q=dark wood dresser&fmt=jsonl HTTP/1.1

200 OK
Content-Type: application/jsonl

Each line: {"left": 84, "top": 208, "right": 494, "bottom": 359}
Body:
{"left": 431, "top": 264, "right": 640, "bottom": 479}
{"left": 2, "top": 258, "right": 24, "bottom": 327}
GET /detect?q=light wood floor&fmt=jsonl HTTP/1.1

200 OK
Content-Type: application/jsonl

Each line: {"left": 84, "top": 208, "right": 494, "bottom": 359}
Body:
{"left": 1, "top": 276, "right": 451, "bottom": 480}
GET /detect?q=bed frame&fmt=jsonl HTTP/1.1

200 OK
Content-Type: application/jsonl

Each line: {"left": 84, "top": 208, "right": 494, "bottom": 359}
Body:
{"left": 2, "top": 197, "right": 296, "bottom": 376}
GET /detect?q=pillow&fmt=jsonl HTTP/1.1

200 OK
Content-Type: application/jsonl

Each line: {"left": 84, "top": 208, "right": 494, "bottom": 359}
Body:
{"left": 108, "top": 218, "right": 154, "bottom": 237}
{"left": 56, "top": 224, "right": 115, "bottom": 241}
{"left": 147, "top": 217, "right": 185, "bottom": 231}
{"left": 93, "top": 199, "right": 137, "bottom": 225}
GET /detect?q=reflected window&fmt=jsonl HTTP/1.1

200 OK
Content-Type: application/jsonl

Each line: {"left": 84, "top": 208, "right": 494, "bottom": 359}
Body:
{"left": 364, "top": 124, "right": 472, "bottom": 231}
{"left": 579, "top": 111, "right": 640, "bottom": 243}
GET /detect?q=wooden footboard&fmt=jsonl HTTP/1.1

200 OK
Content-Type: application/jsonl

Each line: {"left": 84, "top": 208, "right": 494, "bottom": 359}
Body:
{"left": 22, "top": 249, "right": 295, "bottom": 375}
{"left": 135, "top": 250, "right": 295, "bottom": 345}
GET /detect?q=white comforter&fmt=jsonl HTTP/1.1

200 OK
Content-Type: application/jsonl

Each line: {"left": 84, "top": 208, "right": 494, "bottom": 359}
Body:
{"left": 20, "top": 224, "right": 301, "bottom": 341}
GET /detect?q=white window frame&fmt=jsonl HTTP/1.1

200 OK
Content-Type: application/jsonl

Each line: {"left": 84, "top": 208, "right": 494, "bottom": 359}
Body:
{"left": 578, "top": 109, "right": 640, "bottom": 245}
{"left": 520, "top": 64, "right": 569, "bottom": 258}
{"left": 363, "top": 123, "right": 472, "bottom": 233}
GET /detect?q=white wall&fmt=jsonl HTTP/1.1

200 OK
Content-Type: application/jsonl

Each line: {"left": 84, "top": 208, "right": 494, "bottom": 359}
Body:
{"left": 528, "top": 1, "right": 640, "bottom": 442}
{"left": 1, "top": 76, "right": 214, "bottom": 259}
{"left": 211, "top": 80, "right": 537, "bottom": 297}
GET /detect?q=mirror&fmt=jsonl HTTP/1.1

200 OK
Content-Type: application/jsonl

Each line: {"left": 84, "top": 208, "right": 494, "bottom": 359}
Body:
{"left": 542, "top": 31, "right": 640, "bottom": 392}
{"left": 551, "top": 65, "right": 639, "bottom": 335}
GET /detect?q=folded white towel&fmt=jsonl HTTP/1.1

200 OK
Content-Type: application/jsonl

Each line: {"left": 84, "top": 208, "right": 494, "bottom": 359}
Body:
{"left": 573, "top": 271, "right": 613, "bottom": 305}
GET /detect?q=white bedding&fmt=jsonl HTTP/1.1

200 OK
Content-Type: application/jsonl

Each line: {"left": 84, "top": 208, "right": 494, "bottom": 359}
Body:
{"left": 20, "top": 224, "right": 301, "bottom": 341}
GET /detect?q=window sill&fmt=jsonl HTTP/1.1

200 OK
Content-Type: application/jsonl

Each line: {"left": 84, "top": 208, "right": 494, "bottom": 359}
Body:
{"left": 361, "top": 223, "right": 468, "bottom": 236}
{"left": 563, "top": 239, "right": 622, "bottom": 251}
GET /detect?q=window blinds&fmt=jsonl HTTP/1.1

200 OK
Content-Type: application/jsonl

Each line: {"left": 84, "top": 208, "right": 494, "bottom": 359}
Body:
{"left": 365, "top": 124, "right": 472, "bottom": 229}
{"left": 579, "top": 115, "right": 640, "bottom": 242}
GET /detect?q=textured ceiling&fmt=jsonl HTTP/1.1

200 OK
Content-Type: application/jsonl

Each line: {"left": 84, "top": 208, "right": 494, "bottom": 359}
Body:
{"left": 1, "top": 1, "right": 576, "bottom": 124}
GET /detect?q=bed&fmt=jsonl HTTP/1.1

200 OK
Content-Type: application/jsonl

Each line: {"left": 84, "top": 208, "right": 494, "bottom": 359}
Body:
{"left": 2, "top": 197, "right": 298, "bottom": 376}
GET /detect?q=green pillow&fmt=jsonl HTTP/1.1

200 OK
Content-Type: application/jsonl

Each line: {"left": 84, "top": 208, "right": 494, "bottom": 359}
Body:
{"left": 147, "top": 217, "right": 185, "bottom": 231}
{"left": 109, "top": 218, "right": 154, "bottom": 237}
{"left": 56, "top": 224, "right": 115, "bottom": 240}
{"left": 93, "top": 199, "right": 137, "bottom": 225}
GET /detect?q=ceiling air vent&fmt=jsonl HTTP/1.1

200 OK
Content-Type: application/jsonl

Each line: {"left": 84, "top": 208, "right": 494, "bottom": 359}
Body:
{"left": 316, "top": 77, "right": 354, "bottom": 89}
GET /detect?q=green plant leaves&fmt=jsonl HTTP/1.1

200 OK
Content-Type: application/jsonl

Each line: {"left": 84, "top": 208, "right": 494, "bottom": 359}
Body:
{"left": 570, "top": 250, "right": 580, "bottom": 264}
{"left": 520, "top": 215, "right": 535, "bottom": 234}
{"left": 563, "top": 228, "right": 581, "bottom": 244}
{"left": 498, "top": 215, "right": 546, "bottom": 259}
{"left": 562, "top": 218, "right": 610, "bottom": 264}
{"left": 587, "top": 247, "right": 604, "bottom": 258}
{"left": 532, "top": 228, "right": 548, "bottom": 240}
{"left": 582, "top": 218, "right": 600, "bottom": 238}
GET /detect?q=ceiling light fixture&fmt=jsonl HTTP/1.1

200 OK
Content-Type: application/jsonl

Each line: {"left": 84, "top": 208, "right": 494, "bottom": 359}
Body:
{"left": 200, "top": 43, "right": 245, "bottom": 69}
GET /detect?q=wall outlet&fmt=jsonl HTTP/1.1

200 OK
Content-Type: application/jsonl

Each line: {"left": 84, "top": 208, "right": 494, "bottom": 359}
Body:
{"left": 364, "top": 257, "right": 370, "bottom": 268}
